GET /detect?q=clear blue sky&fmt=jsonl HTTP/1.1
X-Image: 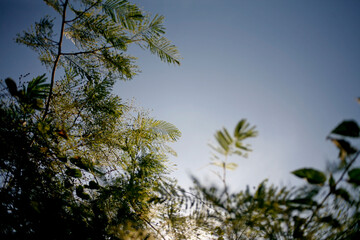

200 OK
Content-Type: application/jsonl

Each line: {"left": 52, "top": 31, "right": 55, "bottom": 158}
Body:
{"left": 1, "top": 0, "right": 360, "bottom": 191}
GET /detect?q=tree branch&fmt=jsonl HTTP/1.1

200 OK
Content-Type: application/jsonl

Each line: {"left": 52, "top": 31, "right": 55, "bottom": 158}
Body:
{"left": 140, "top": 216, "right": 167, "bottom": 240}
{"left": 43, "top": 0, "right": 69, "bottom": 119}
{"left": 62, "top": 45, "right": 113, "bottom": 56}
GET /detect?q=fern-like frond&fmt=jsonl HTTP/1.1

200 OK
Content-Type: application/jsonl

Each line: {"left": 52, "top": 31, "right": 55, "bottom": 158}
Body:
{"left": 102, "top": 0, "right": 143, "bottom": 31}
{"left": 145, "top": 35, "right": 181, "bottom": 65}
{"left": 131, "top": 14, "right": 181, "bottom": 65}
{"left": 16, "top": 16, "right": 57, "bottom": 67}
{"left": 210, "top": 119, "right": 257, "bottom": 159}
{"left": 149, "top": 119, "right": 181, "bottom": 141}
{"left": 26, "top": 74, "right": 50, "bottom": 100}
{"left": 43, "top": 0, "right": 62, "bottom": 13}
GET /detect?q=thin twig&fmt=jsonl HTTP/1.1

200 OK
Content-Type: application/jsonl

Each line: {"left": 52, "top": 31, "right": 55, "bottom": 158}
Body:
{"left": 303, "top": 151, "right": 360, "bottom": 230}
{"left": 141, "top": 216, "right": 167, "bottom": 240}
{"left": 64, "top": 0, "right": 101, "bottom": 23}
{"left": 62, "top": 45, "right": 113, "bottom": 56}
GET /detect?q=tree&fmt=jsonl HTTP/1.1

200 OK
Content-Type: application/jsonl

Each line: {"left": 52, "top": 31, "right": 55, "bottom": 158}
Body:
{"left": 2, "top": 1, "right": 360, "bottom": 239}
{"left": 178, "top": 117, "right": 360, "bottom": 239}
{"left": 1, "top": 0, "right": 181, "bottom": 239}
{"left": 16, "top": 0, "right": 180, "bottom": 118}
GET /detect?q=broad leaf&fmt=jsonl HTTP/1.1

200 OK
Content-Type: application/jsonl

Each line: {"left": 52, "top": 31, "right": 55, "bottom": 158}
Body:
{"left": 5, "top": 78, "right": 18, "bottom": 97}
{"left": 331, "top": 120, "right": 360, "bottom": 137}
{"left": 335, "top": 188, "right": 351, "bottom": 202}
{"left": 76, "top": 186, "right": 90, "bottom": 200}
{"left": 348, "top": 168, "right": 360, "bottom": 185}
{"left": 88, "top": 181, "right": 100, "bottom": 189}
{"left": 289, "top": 197, "right": 317, "bottom": 206}
{"left": 292, "top": 168, "right": 326, "bottom": 185}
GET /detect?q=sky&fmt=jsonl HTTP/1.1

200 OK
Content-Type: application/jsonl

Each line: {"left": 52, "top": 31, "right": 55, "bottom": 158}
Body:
{"left": 1, "top": 0, "right": 360, "bottom": 191}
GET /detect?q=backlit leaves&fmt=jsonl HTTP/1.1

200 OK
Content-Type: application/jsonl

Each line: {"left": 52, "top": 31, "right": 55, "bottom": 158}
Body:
{"left": 210, "top": 119, "right": 257, "bottom": 158}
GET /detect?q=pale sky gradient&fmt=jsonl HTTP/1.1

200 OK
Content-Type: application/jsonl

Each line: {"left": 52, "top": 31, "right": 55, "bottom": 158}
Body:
{"left": 1, "top": 0, "right": 360, "bottom": 191}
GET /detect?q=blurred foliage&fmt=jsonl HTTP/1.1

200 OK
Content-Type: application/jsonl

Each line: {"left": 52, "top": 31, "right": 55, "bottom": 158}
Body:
{"left": 173, "top": 115, "right": 360, "bottom": 239}
{"left": 1, "top": 0, "right": 360, "bottom": 239}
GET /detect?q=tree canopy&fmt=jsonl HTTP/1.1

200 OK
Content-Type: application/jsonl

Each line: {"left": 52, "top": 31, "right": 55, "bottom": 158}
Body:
{"left": 1, "top": 0, "right": 360, "bottom": 239}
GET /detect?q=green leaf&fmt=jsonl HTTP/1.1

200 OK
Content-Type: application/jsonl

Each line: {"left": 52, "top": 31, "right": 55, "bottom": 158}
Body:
{"left": 234, "top": 119, "right": 246, "bottom": 138}
{"left": 5, "top": 78, "right": 19, "bottom": 97}
{"left": 64, "top": 180, "right": 73, "bottom": 188}
{"left": 102, "top": 0, "right": 143, "bottom": 29}
{"left": 88, "top": 181, "right": 100, "bottom": 189}
{"left": 43, "top": 0, "right": 62, "bottom": 13}
{"left": 348, "top": 168, "right": 360, "bottom": 185}
{"left": 335, "top": 188, "right": 351, "bottom": 202}
{"left": 319, "top": 215, "right": 341, "bottom": 228}
{"left": 37, "top": 122, "right": 51, "bottom": 134}
{"left": 289, "top": 197, "right": 317, "bottom": 206}
{"left": 223, "top": 128, "right": 233, "bottom": 145}
{"left": 292, "top": 168, "right": 326, "bottom": 185}
{"left": 235, "top": 141, "right": 250, "bottom": 151}
{"left": 234, "top": 119, "right": 258, "bottom": 140}
{"left": 76, "top": 186, "right": 90, "bottom": 200}
{"left": 58, "top": 156, "right": 67, "bottom": 163}
{"left": 331, "top": 120, "right": 360, "bottom": 137}
{"left": 211, "top": 161, "right": 225, "bottom": 168}
{"left": 70, "top": 156, "right": 92, "bottom": 171}
{"left": 140, "top": 16, "right": 181, "bottom": 65}
{"left": 329, "top": 174, "right": 336, "bottom": 193}
{"left": 65, "top": 168, "right": 82, "bottom": 178}
{"left": 149, "top": 119, "right": 181, "bottom": 141}
{"left": 225, "top": 162, "right": 238, "bottom": 170}
{"left": 215, "top": 131, "right": 230, "bottom": 153}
